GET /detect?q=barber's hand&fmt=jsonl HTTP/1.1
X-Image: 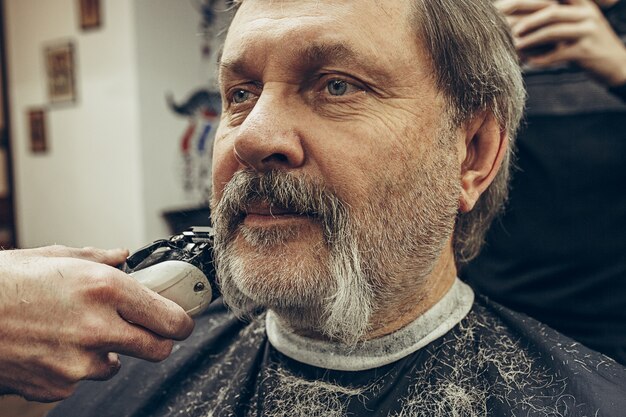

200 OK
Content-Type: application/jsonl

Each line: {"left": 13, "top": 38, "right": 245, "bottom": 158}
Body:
{"left": 495, "top": 0, "right": 555, "bottom": 26}
{"left": 495, "top": 0, "right": 626, "bottom": 86}
{"left": 0, "top": 245, "right": 195, "bottom": 402}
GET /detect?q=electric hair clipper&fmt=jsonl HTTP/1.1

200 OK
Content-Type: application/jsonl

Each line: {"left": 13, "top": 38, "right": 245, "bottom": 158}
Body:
{"left": 123, "top": 227, "right": 219, "bottom": 317}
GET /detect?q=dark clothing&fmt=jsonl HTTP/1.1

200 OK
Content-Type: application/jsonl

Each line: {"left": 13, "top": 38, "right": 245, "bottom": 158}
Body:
{"left": 462, "top": 1, "right": 626, "bottom": 365}
{"left": 50, "top": 297, "right": 626, "bottom": 417}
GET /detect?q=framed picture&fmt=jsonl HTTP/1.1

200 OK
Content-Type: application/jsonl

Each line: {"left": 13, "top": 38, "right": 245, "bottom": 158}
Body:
{"left": 28, "top": 108, "right": 48, "bottom": 154}
{"left": 78, "top": 0, "right": 102, "bottom": 30}
{"left": 44, "top": 42, "right": 77, "bottom": 104}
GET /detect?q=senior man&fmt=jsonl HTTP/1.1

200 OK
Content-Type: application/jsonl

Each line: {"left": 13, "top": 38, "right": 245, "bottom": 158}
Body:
{"left": 49, "top": 0, "right": 626, "bottom": 416}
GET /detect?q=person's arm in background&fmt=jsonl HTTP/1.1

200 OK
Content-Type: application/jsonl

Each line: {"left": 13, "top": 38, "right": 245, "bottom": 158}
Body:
{"left": 0, "top": 245, "right": 195, "bottom": 402}
{"left": 496, "top": 0, "right": 626, "bottom": 100}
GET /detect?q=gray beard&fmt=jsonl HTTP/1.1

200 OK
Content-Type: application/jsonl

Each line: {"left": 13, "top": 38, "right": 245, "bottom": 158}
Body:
{"left": 213, "top": 171, "right": 375, "bottom": 345}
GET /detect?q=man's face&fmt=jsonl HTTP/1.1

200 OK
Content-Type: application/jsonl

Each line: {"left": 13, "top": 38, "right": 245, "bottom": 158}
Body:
{"left": 211, "top": 0, "right": 461, "bottom": 342}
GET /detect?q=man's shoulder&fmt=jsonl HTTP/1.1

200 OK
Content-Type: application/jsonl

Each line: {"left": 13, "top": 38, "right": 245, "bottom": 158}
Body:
{"left": 440, "top": 295, "right": 626, "bottom": 415}
{"left": 468, "top": 295, "right": 626, "bottom": 379}
{"left": 470, "top": 294, "right": 621, "bottom": 366}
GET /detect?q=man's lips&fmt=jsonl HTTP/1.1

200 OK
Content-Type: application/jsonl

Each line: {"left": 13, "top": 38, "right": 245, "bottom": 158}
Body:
{"left": 242, "top": 203, "right": 311, "bottom": 226}
{"left": 245, "top": 206, "right": 294, "bottom": 216}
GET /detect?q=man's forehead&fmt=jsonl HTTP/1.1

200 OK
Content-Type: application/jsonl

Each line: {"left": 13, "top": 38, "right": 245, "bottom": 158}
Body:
{"left": 225, "top": 0, "right": 415, "bottom": 48}
{"left": 221, "top": 0, "right": 419, "bottom": 77}
{"left": 234, "top": 0, "right": 410, "bottom": 21}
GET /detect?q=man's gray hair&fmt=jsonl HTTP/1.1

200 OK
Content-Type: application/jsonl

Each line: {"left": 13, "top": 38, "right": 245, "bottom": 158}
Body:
{"left": 228, "top": 0, "right": 525, "bottom": 266}
{"left": 410, "top": 0, "right": 525, "bottom": 265}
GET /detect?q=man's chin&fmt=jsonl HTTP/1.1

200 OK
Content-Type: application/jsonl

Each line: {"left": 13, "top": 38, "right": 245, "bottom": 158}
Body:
{"left": 238, "top": 224, "right": 302, "bottom": 249}
{"left": 220, "top": 275, "right": 333, "bottom": 333}
{"left": 227, "top": 267, "right": 332, "bottom": 309}
{"left": 235, "top": 220, "right": 327, "bottom": 254}
{"left": 218, "top": 237, "right": 334, "bottom": 310}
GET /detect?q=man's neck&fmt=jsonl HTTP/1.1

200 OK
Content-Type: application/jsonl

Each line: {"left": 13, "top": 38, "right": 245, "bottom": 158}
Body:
{"left": 266, "top": 276, "right": 474, "bottom": 371}
{"left": 366, "top": 245, "right": 457, "bottom": 340}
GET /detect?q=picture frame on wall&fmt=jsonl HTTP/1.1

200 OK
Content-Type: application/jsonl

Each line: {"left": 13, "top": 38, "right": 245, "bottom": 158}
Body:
{"left": 27, "top": 108, "right": 48, "bottom": 154}
{"left": 78, "top": 0, "right": 102, "bottom": 30}
{"left": 44, "top": 42, "right": 77, "bottom": 104}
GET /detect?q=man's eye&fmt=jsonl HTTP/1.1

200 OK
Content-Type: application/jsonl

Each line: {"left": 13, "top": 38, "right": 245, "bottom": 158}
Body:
{"left": 327, "top": 79, "right": 349, "bottom": 96}
{"left": 232, "top": 89, "right": 252, "bottom": 104}
{"left": 232, "top": 89, "right": 251, "bottom": 104}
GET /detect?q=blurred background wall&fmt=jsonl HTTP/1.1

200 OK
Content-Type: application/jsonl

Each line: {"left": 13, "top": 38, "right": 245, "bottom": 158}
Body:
{"left": 3, "top": 0, "right": 214, "bottom": 250}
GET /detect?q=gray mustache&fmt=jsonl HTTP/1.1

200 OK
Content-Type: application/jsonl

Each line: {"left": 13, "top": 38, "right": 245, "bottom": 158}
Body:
{"left": 213, "top": 170, "right": 349, "bottom": 243}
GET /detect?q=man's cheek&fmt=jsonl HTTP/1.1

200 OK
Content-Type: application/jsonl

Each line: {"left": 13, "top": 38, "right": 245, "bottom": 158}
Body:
{"left": 211, "top": 144, "right": 240, "bottom": 201}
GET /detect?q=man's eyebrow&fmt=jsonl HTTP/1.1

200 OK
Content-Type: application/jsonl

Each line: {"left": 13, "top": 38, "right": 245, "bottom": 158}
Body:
{"left": 219, "top": 41, "right": 394, "bottom": 84}
{"left": 297, "top": 43, "right": 359, "bottom": 68}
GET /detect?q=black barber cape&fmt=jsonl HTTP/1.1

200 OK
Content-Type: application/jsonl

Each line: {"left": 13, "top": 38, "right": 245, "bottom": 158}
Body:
{"left": 50, "top": 280, "right": 626, "bottom": 417}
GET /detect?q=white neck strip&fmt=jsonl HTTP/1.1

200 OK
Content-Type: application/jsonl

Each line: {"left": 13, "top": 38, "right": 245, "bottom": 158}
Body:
{"left": 266, "top": 278, "right": 474, "bottom": 371}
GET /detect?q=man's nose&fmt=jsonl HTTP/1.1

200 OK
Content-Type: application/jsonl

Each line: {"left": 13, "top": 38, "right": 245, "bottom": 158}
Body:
{"left": 232, "top": 93, "right": 305, "bottom": 172}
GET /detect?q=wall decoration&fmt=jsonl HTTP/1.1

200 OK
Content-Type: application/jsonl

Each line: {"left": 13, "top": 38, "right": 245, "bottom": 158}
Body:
{"left": 168, "top": 89, "right": 221, "bottom": 202}
{"left": 44, "top": 42, "right": 76, "bottom": 104}
{"left": 78, "top": 0, "right": 102, "bottom": 30}
{"left": 27, "top": 108, "right": 48, "bottom": 154}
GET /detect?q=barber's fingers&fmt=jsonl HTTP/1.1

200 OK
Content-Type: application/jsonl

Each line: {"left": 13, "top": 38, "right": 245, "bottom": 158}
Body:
{"left": 20, "top": 245, "right": 129, "bottom": 266}
{"left": 73, "top": 303, "right": 178, "bottom": 362}
{"left": 526, "top": 39, "right": 610, "bottom": 68}
{"left": 62, "top": 261, "right": 194, "bottom": 340}
{"left": 512, "top": 5, "right": 587, "bottom": 37}
{"left": 515, "top": 22, "right": 591, "bottom": 51}
{"left": 73, "top": 247, "right": 129, "bottom": 266}
{"left": 563, "top": 0, "right": 594, "bottom": 6}
{"left": 101, "top": 320, "right": 176, "bottom": 362}
{"left": 53, "top": 351, "right": 121, "bottom": 383}
{"left": 494, "top": 0, "right": 554, "bottom": 16}
{"left": 113, "top": 274, "right": 195, "bottom": 340}
{"left": 16, "top": 352, "right": 121, "bottom": 401}
{"left": 85, "top": 352, "right": 122, "bottom": 381}
{"left": 10, "top": 376, "right": 78, "bottom": 403}
{"left": 76, "top": 264, "right": 195, "bottom": 340}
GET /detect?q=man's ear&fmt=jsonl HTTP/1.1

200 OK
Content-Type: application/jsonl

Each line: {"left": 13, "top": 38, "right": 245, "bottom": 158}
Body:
{"left": 458, "top": 112, "right": 507, "bottom": 213}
